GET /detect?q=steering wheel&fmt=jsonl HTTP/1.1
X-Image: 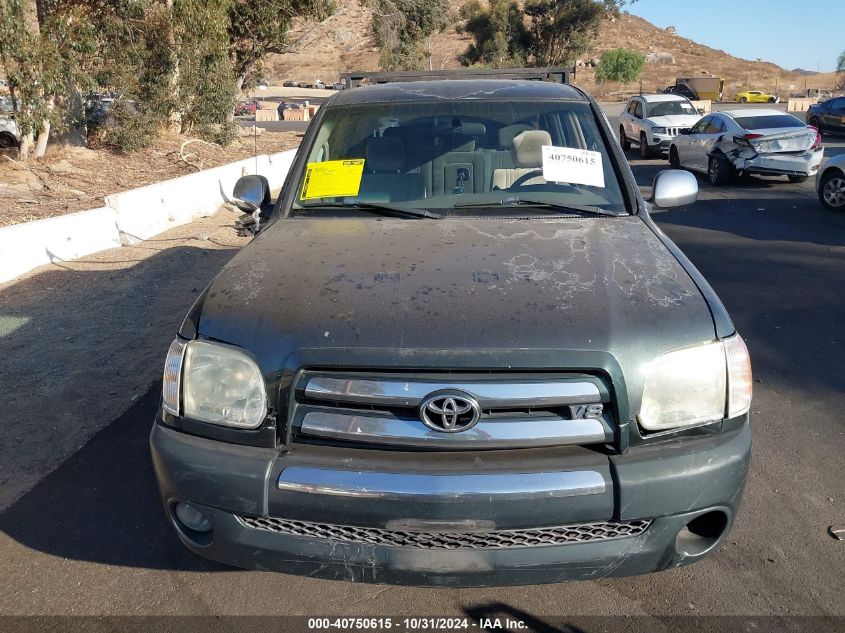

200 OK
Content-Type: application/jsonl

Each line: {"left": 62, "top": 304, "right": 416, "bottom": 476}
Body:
{"left": 509, "top": 169, "right": 544, "bottom": 188}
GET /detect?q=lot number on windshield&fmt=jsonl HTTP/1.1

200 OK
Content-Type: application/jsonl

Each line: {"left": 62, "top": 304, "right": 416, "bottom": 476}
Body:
{"left": 542, "top": 146, "right": 605, "bottom": 188}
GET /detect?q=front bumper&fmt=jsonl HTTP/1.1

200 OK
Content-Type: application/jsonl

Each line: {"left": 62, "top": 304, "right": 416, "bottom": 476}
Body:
{"left": 150, "top": 420, "right": 750, "bottom": 586}
{"left": 650, "top": 135, "right": 674, "bottom": 152}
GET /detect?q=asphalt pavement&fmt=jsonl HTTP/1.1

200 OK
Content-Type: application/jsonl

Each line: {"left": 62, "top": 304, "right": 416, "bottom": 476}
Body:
{"left": 1, "top": 107, "right": 844, "bottom": 628}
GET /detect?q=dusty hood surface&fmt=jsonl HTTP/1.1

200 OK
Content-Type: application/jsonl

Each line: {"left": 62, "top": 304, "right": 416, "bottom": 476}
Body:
{"left": 197, "top": 216, "right": 715, "bottom": 383}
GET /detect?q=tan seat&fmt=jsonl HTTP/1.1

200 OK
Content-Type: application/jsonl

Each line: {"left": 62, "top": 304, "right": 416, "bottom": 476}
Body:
{"left": 492, "top": 130, "right": 552, "bottom": 190}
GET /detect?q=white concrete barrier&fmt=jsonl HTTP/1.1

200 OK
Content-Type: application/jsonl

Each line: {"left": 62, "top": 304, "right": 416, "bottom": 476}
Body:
{"left": 106, "top": 149, "right": 297, "bottom": 244}
{"left": 787, "top": 98, "right": 818, "bottom": 112}
{"left": 691, "top": 100, "right": 711, "bottom": 114}
{"left": 0, "top": 148, "right": 298, "bottom": 284}
{"left": 0, "top": 207, "right": 121, "bottom": 283}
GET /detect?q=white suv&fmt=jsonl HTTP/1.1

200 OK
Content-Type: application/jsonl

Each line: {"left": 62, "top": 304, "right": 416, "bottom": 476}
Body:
{"left": 620, "top": 94, "right": 702, "bottom": 159}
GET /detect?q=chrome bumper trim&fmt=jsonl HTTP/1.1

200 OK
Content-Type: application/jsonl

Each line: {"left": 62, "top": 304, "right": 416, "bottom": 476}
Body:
{"left": 304, "top": 377, "right": 602, "bottom": 408}
{"left": 300, "top": 411, "right": 611, "bottom": 448}
{"left": 276, "top": 467, "right": 606, "bottom": 500}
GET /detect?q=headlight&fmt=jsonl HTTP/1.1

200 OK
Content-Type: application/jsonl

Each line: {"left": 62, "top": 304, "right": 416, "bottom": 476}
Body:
{"left": 161, "top": 339, "right": 267, "bottom": 429}
{"left": 638, "top": 335, "right": 751, "bottom": 432}
{"left": 651, "top": 127, "right": 667, "bottom": 135}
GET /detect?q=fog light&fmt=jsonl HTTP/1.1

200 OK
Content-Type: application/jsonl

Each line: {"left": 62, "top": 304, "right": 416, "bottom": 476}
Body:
{"left": 175, "top": 502, "right": 212, "bottom": 533}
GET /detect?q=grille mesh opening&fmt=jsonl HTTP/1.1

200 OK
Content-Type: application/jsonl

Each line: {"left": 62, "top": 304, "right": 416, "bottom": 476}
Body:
{"left": 237, "top": 515, "right": 651, "bottom": 549}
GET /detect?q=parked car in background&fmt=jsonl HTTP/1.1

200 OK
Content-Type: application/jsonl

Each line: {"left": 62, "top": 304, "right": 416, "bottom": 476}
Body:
{"left": 734, "top": 90, "right": 778, "bottom": 104}
{"left": 331, "top": 82, "right": 346, "bottom": 91}
{"left": 0, "top": 114, "right": 20, "bottom": 148}
{"left": 234, "top": 100, "right": 257, "bottom": 116}
{"left": 620, "top": 94, "right": 702, "bottom": 158}
{"left": 669, "top": 109, "right": 823, "bottom": 185}
{"left": 314, "top": 80, "right": 326, "bottom": 89}
{"left": 817, "top": 154, "right": 845, "bottom": 211}
{"left": 807, "top": 96, "right": 845, "bottom": 135}
{"left": 282, "top": 80, "right": 300, "bottom": 88}
{"left": 661, "top": 84, "right": 697, "bottom": 100}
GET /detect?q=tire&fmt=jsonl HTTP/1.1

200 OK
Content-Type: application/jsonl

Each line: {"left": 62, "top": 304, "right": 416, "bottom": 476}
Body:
{"left": 739, "top": 97, "right": 748, "bottom": 104}
{"left": 669, "top": 145, "right": 681, "bottom": 169}
{"left": 768, "top": 97, "right": 776, "bottom": 103}
{"left": 818, "top": 169, "right": 845, "bottom": 211}
{"left": 707, "top": 155, "right": 731, "bottom": 186}
{"left": 787, "top": 175, "right": 808, "bottom": 183}
{"left": 639, "top": 133, "right": 652, "bottom": 159}
{"left": 620, "top": 126, "right": 631, "bottom": 151}
{"left": 0, "top": 132, "right": 17, "bottom": 149}
{"left": 808, "top": 117, "right": 821, "bottom": 132}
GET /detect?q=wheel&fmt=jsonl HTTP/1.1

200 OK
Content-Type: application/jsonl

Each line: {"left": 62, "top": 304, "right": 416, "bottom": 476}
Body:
{"left": 739, "top": 97, "right": 747, "bottom": 103}
{"left": 619, "top": 126, "right": 631, "bottom": 151}
{"left": 808, "top": 117, "right": 821, "bottom": 132}
{"left": 787, "top": 175, "right": 807, "bottom": 183}
{"left": 669, "top": 145, "right": 681, "bottom": 169}
{"left": 0, "top": 132, "right": 17, "bottom": 149}
{"left": 639, "top": 134, "right": 650, "bottom": 158}
{"left": 819, "top": 169, "right": 845, "bottom": 211}
{"left": 768, "top": 97, "right": 776, "bottom": 103}
{"left": 707, "top": 155, "right": 731, "bottom": 186}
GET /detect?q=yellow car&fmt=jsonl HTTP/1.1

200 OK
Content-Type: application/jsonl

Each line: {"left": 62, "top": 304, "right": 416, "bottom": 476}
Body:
{"left": 735, "top": 90, "right": 779, "bottom": 104}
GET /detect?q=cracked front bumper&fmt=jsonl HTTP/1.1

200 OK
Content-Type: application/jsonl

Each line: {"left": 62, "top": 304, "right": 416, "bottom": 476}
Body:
{"left": 150, "top": 420, "right": 750, "bottom": 586}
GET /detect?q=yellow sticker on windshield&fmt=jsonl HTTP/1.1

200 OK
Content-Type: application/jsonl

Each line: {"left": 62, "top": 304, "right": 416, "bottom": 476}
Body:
{"left": 301, "top": 159, "right": 365, "bottom": 200}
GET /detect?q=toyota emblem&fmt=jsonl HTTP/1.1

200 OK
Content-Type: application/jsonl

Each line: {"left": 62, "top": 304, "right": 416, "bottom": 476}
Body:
{"left": 419, "top": 392, "right": 481, "bottom": 433}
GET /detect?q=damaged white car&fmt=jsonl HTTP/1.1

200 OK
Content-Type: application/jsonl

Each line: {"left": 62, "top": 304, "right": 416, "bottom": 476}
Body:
{"left": 669, "top": 109, "right": 823, "bottom": 185}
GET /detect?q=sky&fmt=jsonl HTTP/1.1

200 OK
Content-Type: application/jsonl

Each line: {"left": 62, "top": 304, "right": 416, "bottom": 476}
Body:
{"left": 626, "top": 0, "right": 844, "bottom": 72}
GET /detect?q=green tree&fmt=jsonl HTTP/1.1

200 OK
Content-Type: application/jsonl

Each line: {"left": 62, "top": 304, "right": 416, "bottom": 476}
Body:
{"left": 366, "top": 0, "right": 452, "bottom": 71}
{"left": 595, "top": 47, "right": 644, "bottom": 85}
{"left": 0, "top": 0, "right": 101, "bottom": 158}
{"left": 227, "top": 0, "right": 335, "bottom": 119}
{"left": 457, "top": 0, "right": 529, "bottom": 68}
{"left": 459, "top": 0, "right": 630, "bottom": 69}
{"left": 524, "top": 0, "right": 608, "bottom": 67}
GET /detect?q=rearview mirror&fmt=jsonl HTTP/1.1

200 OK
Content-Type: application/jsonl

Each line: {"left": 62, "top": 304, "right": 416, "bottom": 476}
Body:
{"left": 232, "top": 174, "right": 270, "bottom": 212}
{"left": 650, "top": 170, "right": 698, "bottom": 209}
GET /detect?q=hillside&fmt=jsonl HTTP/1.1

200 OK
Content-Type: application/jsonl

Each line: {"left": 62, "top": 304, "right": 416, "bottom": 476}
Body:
{"left": 265, "top": 2, "right": 839, "bottom": 99}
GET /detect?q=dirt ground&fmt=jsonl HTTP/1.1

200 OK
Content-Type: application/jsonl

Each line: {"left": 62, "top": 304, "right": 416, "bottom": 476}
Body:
{"left": 0, "top": 130, "right": 301, "bottom": 227}
{"left": 0, "top": 210, "right": 249, "bottom": 510}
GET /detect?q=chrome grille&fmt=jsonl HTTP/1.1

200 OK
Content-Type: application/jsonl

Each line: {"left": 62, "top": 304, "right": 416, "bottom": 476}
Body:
{"left": 293, "top": 372, "right": 613, "bottom": 449}
{"left": 237, "top": 515, "right": 651, "bottom": 549}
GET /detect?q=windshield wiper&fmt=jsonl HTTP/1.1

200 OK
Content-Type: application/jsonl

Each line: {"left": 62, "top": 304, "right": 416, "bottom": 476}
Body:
{"left": 451, "top": 197, "right": 624, "bottom": 217}
{"left": 298, "top": 201, "right": 443, "bottom": 219}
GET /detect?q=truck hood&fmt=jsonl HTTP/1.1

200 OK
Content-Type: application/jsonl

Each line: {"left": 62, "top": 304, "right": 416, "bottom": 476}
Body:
{"left": 197, "top": 216, "right": 715, "bottom": 388}
{"left": 646, "top": 114, "right": 701, "bottom": 128}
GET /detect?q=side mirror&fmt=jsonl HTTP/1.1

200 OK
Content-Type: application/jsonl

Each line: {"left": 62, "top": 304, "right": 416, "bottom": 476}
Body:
{"left": 232, "top": 175, "right": 271, "bottom": 235}
{"left": 650, "top": 169, "right": 698, "bottom": 209}
{"left": 232, "top": 174, "right": 270, "bottom": 212}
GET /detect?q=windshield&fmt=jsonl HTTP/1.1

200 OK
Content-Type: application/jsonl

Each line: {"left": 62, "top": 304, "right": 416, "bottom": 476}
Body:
{"left": 646, "top": 100, "right": 696, "bottom": 117}
{"left": 732, "top": 114, "right": 804, "bottom": 130}
{"left": 291, "top": 99, "right": 628, "bottom": 216}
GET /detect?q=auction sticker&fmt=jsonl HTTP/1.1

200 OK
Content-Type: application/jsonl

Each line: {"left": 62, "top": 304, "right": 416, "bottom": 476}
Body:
{"left": 301, "top": 159, "right": 365, "bottom": 199}
{"left": 541, "top": 145, "right": 605, "bottom": 188}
